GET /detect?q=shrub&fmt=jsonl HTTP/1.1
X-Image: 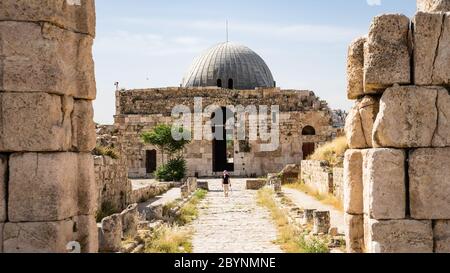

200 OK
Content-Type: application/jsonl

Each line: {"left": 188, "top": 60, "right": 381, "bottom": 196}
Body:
{"left": 308, "top": 136, "right": 348, "bottom": 167}
{"left": 155, "top": 157, "right": 187, "bottom": 182}
{"left": 92, "top": 145, "right": 119, "bottom": 159}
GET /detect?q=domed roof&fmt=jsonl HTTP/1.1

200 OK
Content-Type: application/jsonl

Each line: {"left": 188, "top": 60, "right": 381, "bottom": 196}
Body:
{"left": 182, "top": 42, "right": 275, "bottom": 90}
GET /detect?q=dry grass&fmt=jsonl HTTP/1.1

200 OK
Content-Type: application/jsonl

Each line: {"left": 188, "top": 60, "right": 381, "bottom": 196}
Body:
{"left": 257, "top": 188, "right": 329, "bottom": 253}
{"left": 285, "top": 183, "right": 344, "bottom": 212}
{"left": 308, "top": 136, "right": 348, "bottom": 167}
{"left": 144, "top": 224, "right": 193, "bottom": 253}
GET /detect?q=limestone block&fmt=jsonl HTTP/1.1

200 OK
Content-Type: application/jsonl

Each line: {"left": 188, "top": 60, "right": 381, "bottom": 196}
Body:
{"left": 417, "top": 0, "right": 450, "bottom": 12}
{"left": 0, "top": 21, "right": 96, "bottom": 99}
{"left": 372, "top": 86, "right": 442, "bottom": 148}
{"left": 345, "top": 214, "right": 364, "bottom": 253}
{"left": 74, "top": 215, "right": 98, "bottom": 253}
{"left": 364, "top": 14, "right": 411, "bottom": 93}
{"left": 72, "top": 100, "right": 96, "bottom": 152}
{"left": 344, "top": 150, "right": 364, "bottom": 215}
{"left": 366, "top": 219, "right": 433, "bottom": 253}
{"left": 433, "top": 88, "right": 450, "bottom": 147}
{"left": 121, "top": 204, "right": 139, "bottom": 239}
{"left": 8, "top": 153, "right": 96, "bottom": 222}
{"left": 0, "top": 155, "right": 6, "bottom": 222}
{"left": 345, "top": 104, "right": 367, "bottom": 149}
{"left": 246, "top": 179, "right": 267, "bottom": 190}
{"left": 99, "top": 214, "right": 123, "bottom": 253}
{"left": 363, "top": 149, "right": 406, "bottom": 220}
{"left": 3, "top": 220, "right": 74, "bottom": 253}
{"left": 0, "top": 93, "right": 72, "bottom": 152}
{"left": 313, "top": 211, "right": 330, "bottom": 234}
{"left": 409, "top": 148, "right": 450, "bottom": 219}
{"left": 0, "top": 0, "right": 95, "bottom": 36}
{"left": 434, "top": 220, "right": 450, "bottom": 253}
{"left": 345, "top": 97, "right": 379, "bottom": 149}
{"left": 347, "top": 37, "right": 366, "bottom": 100}
{"left": 413, "top": 12, "right": 446, "bottom": 85}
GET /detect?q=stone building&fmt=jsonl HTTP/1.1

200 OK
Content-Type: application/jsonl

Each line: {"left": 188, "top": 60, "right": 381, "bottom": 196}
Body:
{"left": 114, "top": 42, "right": 338, "bottom": 178}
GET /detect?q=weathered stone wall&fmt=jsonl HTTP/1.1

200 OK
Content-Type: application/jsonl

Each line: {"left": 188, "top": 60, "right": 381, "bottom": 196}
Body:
{"left": 95, "top": 125, "right": 132, "bottom": 212}
{"left": 301, "top": 161, "right": 333, "bottom": 196}
{"left": 332, "top": 167, "right": 344, "bottom": 202}
{"left": 0, "top": 0, "right": 97, "bottom": 253}
{"left": 344, "top": 0, "right": 450, "bottom": 253}
{"left": 115, "top": 88, "right": 336, "bottom": 178}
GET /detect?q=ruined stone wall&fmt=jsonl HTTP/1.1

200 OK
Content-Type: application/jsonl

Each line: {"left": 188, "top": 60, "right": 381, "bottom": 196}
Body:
{"left": 0, "top": 0, "right": 97, "bottom": 253}
{"left": 344, "top": 0, "right": 450, "bottom": 253}
{"left": 115, "top": 88, "right": 335, "bottom": 178}
{"left": 301, "top": 160, "right": 333, "bottom": 196}
{"left": 332, "top": 168, "right": 344, "bottom": 202}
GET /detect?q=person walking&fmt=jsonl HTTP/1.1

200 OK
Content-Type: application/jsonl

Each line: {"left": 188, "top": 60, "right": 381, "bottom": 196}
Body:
{"left": 222, "top": 170, "right": 231, "bottom": 197}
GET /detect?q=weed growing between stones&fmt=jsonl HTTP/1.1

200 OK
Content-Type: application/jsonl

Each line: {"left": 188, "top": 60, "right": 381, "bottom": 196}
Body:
{"left": 257, "top": 188, "right": 329, "bottom": 253}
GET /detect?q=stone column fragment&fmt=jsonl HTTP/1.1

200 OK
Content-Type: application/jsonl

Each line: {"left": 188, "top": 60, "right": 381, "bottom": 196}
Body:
{"left": 344, "top": 150, "right": 364, "bottom": 215}
{"left": 345, "top": 214, "right": 364, "bottom": 253}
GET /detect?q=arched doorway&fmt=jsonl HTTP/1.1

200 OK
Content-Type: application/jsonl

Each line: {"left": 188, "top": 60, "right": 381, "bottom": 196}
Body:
{"left": 212, "top": 107, "right": 235, "bottom": 172}
{"left": 228, "top": 78, "right": 234, "bottom": 89}
{"left": 302, "top": 125, "right": 316, "bottom": 160}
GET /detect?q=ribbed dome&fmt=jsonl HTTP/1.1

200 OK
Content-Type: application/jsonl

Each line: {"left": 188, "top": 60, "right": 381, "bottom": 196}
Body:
{"left": 182, "top": 42, "right": 275, "bottom": 90}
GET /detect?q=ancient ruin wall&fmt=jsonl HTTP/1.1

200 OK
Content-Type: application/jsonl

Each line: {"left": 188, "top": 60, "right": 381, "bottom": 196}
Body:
{"left": 0, "top": 0, "right": 97, "bottom": 253}
{"left": 344, "top": 0, "right": 450, "bottom": 253}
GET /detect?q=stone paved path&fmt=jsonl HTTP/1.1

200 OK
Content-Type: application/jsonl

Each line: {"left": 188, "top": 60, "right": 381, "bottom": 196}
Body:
{"left": 283, "top": 188, "right": 345, "bottom": 234}
{"left": 190, "top": 179, "right": 283, "bottom": 253}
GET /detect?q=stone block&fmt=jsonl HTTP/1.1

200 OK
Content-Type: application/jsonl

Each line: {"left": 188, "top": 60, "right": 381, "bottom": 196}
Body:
{"left": 373, "top": 86, "right": 443, "bottom": 148}
{"left": 364, "top": 14, "right": 411, "bottom": 93}
{"left": 121, "top": 204, "right": 139, "bottom": 239}
{"left": 409, "top": 148, "right": 450, "bottom": 219}
{"left": 0, "top": 155, "right": 6, "bottom": 222}
{"left": 344, "top": 150, "right": 364, "bottom": 215}
{"left": 8, "top": 153, "right": 96, "bottom": 222}
{"left": 345, "top": 97, "right": 379, "bottom": 149}
{"left": 246, "top": 179, "right": 267, "bottom": 190}
{"left": 363, "top": 149, "right": 406, "bottom": 220}
{"left": 434, "top": 220, "right": 450, "bottom": 253}
{"left": 313, "top": 211, "right": 330, "bottom": 234}
{"left": 0, "top": 0, "right": 95, "bottom": 36}
{"left": 417, "top": 0, "right": 450, "bottom": 12}
{"left": 433, "top": 88, "right": 450, "bottom": 147}
{"left": 366, "top": 219, "right": 433, "bottom": 253}
{"left": 345, "top": 214, "right": 364, "bottom": 253}
{"left": 347, "top": 37, "right": 366, "bottom": 100}
{"left": 0, "top": 21, "right": 96, "bottom": 99}
{"left": 73, "top": 215, "right": 98, "bottom": 253}
{"left": 72, "top": 100, "right": 96, "bottom": 152}
{"left": 3, "top": 220, "right": 74, "bottom": 253}
{"left": 99, "top": 214, "right": 123, "bottom": 253}
{"left": 0, "top": 93, "right": 72, "bottom": 152}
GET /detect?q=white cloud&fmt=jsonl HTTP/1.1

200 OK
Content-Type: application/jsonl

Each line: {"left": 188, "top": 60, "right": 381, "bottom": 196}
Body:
{"left": 367, "top": 0, "right": 382, "bottom": 6}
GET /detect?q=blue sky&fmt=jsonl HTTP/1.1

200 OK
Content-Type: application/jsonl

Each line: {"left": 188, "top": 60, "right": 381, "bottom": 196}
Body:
{"left": 93, "top": 0, "right": 416, "bottom": 124}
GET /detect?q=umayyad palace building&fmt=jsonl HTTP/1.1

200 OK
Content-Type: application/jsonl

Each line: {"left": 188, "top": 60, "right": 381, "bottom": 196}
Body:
{"left": 114, "top": 42, "right": 344, "bottom": 178}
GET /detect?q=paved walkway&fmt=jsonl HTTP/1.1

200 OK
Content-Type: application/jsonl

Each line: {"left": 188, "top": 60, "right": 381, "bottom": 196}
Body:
{"left": 190, "top": 179, "right": 283, "bottom": 253}
{"left": 283, "top": 188, "right": 345, "bottom": 234}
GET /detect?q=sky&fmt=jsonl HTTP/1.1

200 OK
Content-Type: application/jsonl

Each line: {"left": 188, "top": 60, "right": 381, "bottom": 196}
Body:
{"left": 93, "top": 0, "right": 416, "bottom": 124}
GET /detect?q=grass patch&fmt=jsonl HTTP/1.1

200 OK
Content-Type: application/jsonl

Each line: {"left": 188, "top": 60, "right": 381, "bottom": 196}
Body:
{"left": 257, "top": 188, "right": 329, "bottom": 253}
{"left": 144, "top": 224, "right": 193, "bottom": 253}
{"left": 308, "top": 136, "right": 348, "bottom": 167}
{"left": 285, "top": 182, "right": 344, "bottom": 212}
{"left": 93, "top": 145, "right": 120, "bottom": 159}
{"left": 176, "top": 189, "right": 208, "bottom": 225}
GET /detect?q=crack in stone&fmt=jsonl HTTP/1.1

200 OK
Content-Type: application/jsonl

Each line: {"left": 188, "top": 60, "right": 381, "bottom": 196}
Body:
{"left": 431, "top": 14, "right": 446, "bottom": 83}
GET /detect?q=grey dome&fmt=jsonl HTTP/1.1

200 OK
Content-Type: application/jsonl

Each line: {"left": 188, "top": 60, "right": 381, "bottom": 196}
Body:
{"left": 182, "top": 42, "right": 275, "bottom": 90}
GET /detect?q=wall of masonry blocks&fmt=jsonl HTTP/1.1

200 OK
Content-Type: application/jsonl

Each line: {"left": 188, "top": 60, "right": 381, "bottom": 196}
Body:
{"left": 0, "top": 0, "right": 98, "bottom": 253}
{"left": 344, "top": 0, "right": 450, "bottom": 253}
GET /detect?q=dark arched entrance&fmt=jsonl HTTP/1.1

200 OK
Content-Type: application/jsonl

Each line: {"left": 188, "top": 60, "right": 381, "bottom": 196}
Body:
{"left": 212, "top": 107, "right": 235, "bottom": 172}
{"left": 302, "top": 125, "right": 316, "bottom": 160}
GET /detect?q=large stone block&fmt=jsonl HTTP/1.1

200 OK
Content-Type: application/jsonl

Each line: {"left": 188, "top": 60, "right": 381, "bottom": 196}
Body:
{"left": 347, "top": 37, "right": 366, "bottom": 100}
{"left": 0, "top": 223, "right": 3, "bottom": 253}
{"left": 74, "top": 215, "right": 98, "bottom": 253}
{"left": 433, "top": 88, "right": 450, "bottom": 147}
{"left": 72, "top": 100, "right": 96, "bottom": 152}
{"left": 121, "top": 204, "right": 139, "bottom": 239}
{"left": 345, "top": 214, "right": 364, "bottom": 253}
{"left": 372, "top": 86, "right": 443, "bottom": 148}
{"left": 345, "top": 97, "right": 379, "bottom": 149}
{"left": 409, "top": 148, "right": 450, "bottom": 219}
{"left": 0, "top": 0, "right": 95, "bottom": 36}
{"left": 363, "top": 149, "right": 406, "bottom": 220}
{"left": 344, "top": 150, "right": 364, "bottom": 215}
{"left": 417, "top": 0, "right": 450, "bottom": 12}
{"left": 3, "top": 220, "right": 74, "bottom": 253}
{"left": 364, "top": 14, "right": 411, "bottom": 93}
{"left": 8, "top": 153, "right": 96, "bottom": 222}
{"left": 366, "top": 219, "right": 433, "bottom": 253}
{"left": 99, "top": 214, "right": 123, "bottom": 253}
{"left": 434, "top": 220, "right": 450, "bottom": 253}
{"left": 0, "top": 155, "right": 6, "bottom": 222}
{"left": 0, "top": 21, "right": 96, "bottom": 99}
{"left": 0, "top": 93, "right": 72, "bottom": 152}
